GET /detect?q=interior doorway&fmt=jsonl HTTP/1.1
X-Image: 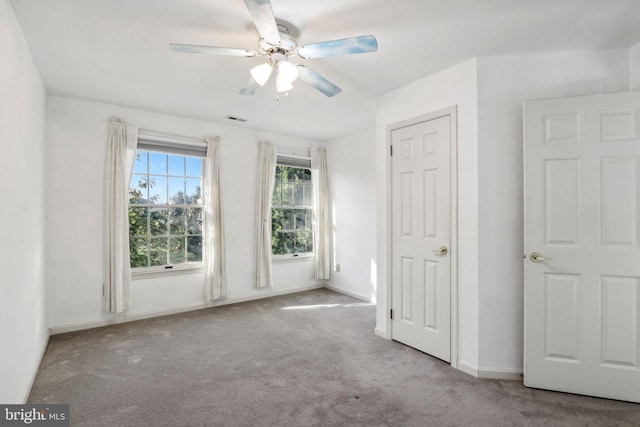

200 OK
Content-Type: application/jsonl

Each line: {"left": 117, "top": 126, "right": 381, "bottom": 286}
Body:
{"left": 388, "top": 107, "right": 458, "bottom": 364}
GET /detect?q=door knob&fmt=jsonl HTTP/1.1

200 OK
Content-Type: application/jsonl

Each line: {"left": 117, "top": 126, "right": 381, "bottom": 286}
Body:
{"left": 529, "top": 252, "right": 546, "bottom": 262}
{"left": 433, "top": 246, "right": 448, "bottom": 255}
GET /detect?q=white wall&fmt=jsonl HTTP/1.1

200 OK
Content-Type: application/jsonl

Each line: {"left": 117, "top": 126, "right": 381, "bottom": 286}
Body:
{"left": 376, "top": 59, "right": 480, "bottom": 367}
{"left": 46, "top": 96, "right": 325, "bottom": 331}
{"left": 375, "top": 49, "right": 630, "bottom": 375}
{"left": 326, "top": 128, "right": 377, "bottom": 302}
{"left": 631, "top": 41, "right": 640, "bottom": 91}
{"left": 475, "top": 49, "right": 629, "bottom": 372}
{"left": 0, "top": 0, "right": 48, "bottom": 403}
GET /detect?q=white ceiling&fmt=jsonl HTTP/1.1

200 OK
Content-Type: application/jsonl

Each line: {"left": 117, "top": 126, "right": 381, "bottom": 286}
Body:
{"left": 11, "top": 0, "right": 640, "bottom": 140}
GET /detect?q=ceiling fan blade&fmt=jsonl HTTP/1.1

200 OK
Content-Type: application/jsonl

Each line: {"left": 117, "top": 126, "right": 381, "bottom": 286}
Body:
{"left": 243, "top": 0, "right": 281, "bottom": 45}
{"left": 170, "top": 43, "right": 257, "bottom": 57}
{"left": 297, "top": 35, "right": 378, "bottom": 59}
{"left": 239, "top": 77, "right": 261, "bottom": 96}
{"left": 297, "top": 65, "right": 342, "bottom": 97}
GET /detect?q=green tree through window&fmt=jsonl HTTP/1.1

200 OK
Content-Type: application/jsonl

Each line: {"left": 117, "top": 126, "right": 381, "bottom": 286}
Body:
{"left": 128, "top": 150, "right": 204, "bottom": 269}
{"left": 272, "top": 165, "right": 313, "bottom": 256}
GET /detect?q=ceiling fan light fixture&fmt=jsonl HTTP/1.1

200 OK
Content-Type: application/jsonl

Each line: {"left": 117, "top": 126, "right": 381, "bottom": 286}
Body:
{"left": 275, "top": 60, "right": 298, "bottom": 92}
{"left": 275, "top": 73, "right": 293, "bottom": 92}
{"left": 250, "top": 62, "right": 274, "bottom": 86}
{"left": 277, "top": 60, "right": 299, "bottom": 82}
{"left": 173, "top": 0, "right": 377, "bottom": 98}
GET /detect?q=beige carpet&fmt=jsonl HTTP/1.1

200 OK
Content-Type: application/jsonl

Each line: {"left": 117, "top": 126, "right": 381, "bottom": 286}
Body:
{"left": 29, "top": 289, "right": 640, "bottom": 426}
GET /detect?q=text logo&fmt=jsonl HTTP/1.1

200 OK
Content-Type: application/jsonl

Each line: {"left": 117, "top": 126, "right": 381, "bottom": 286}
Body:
{"left": 0, "top": 405, "right": 69, "bottom": 427}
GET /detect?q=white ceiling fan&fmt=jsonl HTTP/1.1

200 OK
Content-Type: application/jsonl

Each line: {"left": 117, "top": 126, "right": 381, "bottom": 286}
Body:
{"left": 170, "top": 0, "right": 378, "bottom": 97}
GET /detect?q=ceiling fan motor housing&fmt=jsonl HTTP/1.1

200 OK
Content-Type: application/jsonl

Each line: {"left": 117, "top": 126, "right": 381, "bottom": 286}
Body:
{"left": 258, "top": 31, "right": 298, "bottom": 56}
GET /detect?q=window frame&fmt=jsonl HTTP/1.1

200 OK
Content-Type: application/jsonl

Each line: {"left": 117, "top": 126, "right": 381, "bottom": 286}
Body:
{"left": 128, "top": 134, "right": 208, "bottom": 276}
{"left": 271, "top": 155, "right": 315, "bottom": 261}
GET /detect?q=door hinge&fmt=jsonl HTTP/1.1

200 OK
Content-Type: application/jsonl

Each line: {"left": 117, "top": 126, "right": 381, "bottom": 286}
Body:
{"left": 390, "top": 308, "right": 394, "bottom": 319}
{"left": 390, "top": 145, "right": 393, "bottom": 156}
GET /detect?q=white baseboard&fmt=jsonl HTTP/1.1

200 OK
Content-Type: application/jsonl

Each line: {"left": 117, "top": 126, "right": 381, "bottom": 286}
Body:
{"left": 457, "top": 360, "right": 522, "bottom": 381}
{"left": 374, "top": 327, "right": 390, "bottom": 339}
{"left": 23, "top": 329, "right": 50, "bottom": 403}
{"left": 457, "top": 360, "right": 479, "bottom": 377}
{"left": 210, "top": 284, "right": 324, "bottom": 307}
{"left": 50, "top": 303, "right": 211, "bottom": 335}
{"left": 478, "top": 367, "right": 523, "bottom": 381}
{"left": 50, "top": 284, "right": 324, "bottom": 335}
{"left": 324, "top": 285, "right": 372, "bottom": 302}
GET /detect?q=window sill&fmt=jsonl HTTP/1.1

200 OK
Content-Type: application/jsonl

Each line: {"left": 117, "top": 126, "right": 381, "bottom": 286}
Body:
{"left": 272, "top": 254, "right": 315, "bottom": 262}
{"left": 132, "top": 264, "right": 204, "bottom": 280}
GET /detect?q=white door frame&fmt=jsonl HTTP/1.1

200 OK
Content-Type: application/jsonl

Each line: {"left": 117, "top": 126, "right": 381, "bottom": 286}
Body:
{"left": 385, "top": 106, "right": 459, "bottom": 369}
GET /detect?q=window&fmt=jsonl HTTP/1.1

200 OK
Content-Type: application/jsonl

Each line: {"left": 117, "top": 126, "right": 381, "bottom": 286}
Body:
{"left": 271, "top": 158, "right": 313, "bottom": 257}
{"left": 128, "top": 149, "right": 204, "bottom": 270}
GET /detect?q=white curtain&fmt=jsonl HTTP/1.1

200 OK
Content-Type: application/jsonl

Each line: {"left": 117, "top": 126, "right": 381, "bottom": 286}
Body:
{"left": 311, "top": 147, "right": 331, "bottom": 280}
{"left": 203, "top": 136, "right": 227, "bottom": 302}
{"left": 104, "top": 117, "right": 138, "bottom": 313}
{"left": 255, "top": 141, "right": 277, "bottom": 288}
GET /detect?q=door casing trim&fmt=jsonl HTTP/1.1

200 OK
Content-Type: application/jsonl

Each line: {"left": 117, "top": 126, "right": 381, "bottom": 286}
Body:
{"left": 385, "top": 106, "right": 459, "bottom": 369}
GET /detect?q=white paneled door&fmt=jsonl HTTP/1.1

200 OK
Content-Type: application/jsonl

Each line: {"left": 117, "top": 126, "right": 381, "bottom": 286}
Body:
{"left": 391, "top": 115, "right": 451, "bottom": 362}
{"left": 524, "top": 91, "right": 640, "bottom": 403}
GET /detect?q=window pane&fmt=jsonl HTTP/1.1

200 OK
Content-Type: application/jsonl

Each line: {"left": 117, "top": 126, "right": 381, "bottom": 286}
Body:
{"left": 129, "top": 147, "right": 205, "bottom": 269}
{"left": 292, "top": 168, "right": 304, "bottom": 182}
{"left": 272, "top": 182, "right": 282, "bottom": 205}
{"left": 130, "top": 237, "right": 148, "bottom": 268}
{"left": 294, "top": 183, "right": 304, "bottom": 206}
{"left": 149, "top": 208, "right": 168, "bottom": 236}
{"left": 169, "top": 207, "right": 185, "bottom": 235}
{"left": 282, "top": 183, "right": 293, "bottom": 206}
{"left": 186, "top": 178, "right": 202, "bottom": 204}
{"left": 271, "top": 165, "right": 312, "bottom": 256}
{"left": 283, "top": 232, "right": 295, "bottom": 254}
{"left": 295, "top": 229, "right": 308, "bottom": 253}
{"left": 280, "top": 166, "right": 290, "bottom": 183}
{"left": 130, "top": 174, "right": 148, "bottom": 204}
{"left": 168, "top": 177, "right": 185, "bottom": 204}
{"left": 169, "top": 237, "right": 186, "bottom": 264}
{"left": 283, "top": 209, "right": 294, "bottom": 231}
{"left": 303, "top": 184, "right": 312, "bottom": 207}
{"left": 272, "top": 231, "right": 284, "bottom": 255}
{"left": 187, "top": 208, "right": 202, "bottom": 234}
{"left": 149, "top": 176, "right": 167, "bottom": 204}
{"left": 304, "top": 230, "right": 314, "bottom": 253}
{"left": 149, "top": 152, "right": 166, "bottom": 175}
{"left": 128, "top": 207, "right": 148, "bottom": 237}
{"left": 168, "top": 155, "right": 184, "bottom": 176}
{"left": 186, "top": 157, "right": 202, "bottom": 178}
{"left": 294, "top": 209, "right": 306, "bottom": 229}
{"left": 133, "top": 152, "right": 147, "bottom": 174}
{"left": 187, "top": 236, "right": 202, "bottom": 262}
{"left": 149, "top": 238, "right": 168, "bottom": 266}
{"left": 305, "top": 210, "right": 313, "bottom": 230}
{"left": 271, "top": 208, "right": 282, "bottom": 234}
